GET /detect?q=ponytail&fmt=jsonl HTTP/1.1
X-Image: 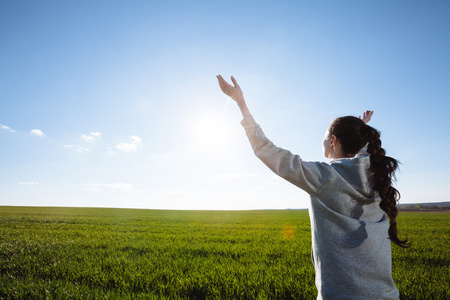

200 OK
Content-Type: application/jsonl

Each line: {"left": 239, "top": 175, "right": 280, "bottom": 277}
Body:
{"left": 365, "top": 126, "right": 411, "bottom": 248}
{"left": 329, "top": 117, "right": 411, "bottom": 248}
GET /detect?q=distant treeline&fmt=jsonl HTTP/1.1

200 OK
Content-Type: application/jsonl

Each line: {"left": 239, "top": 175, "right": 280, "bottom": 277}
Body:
{"left": 399, "top": 202, "right": 450, "bottom": 211}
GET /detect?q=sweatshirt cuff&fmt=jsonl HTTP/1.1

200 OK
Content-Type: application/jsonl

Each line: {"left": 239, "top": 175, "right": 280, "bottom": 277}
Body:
{"left": 240, "top": 114, "right": 258, "bottom": 128}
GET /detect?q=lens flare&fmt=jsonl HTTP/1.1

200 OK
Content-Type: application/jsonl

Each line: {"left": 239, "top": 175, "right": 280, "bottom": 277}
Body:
{"left": 281, "top": 225, "right": 296, "bottom": 240}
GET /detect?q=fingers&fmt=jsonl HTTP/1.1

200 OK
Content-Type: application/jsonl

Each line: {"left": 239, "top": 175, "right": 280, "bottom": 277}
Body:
{"left": 231, "top": 76, "right": 238, "bottom": 88}
{"left": 217, "top": 75, "right": 238, "bottom": 87}
{"left": 359, "top": 110, "right": 374, "bottom": 124}
{"left": 360, "top": 110, "right": 374, "bottom": 124}
{"left": 217, "top": 75, "right": 228, "bottom": 88}
{"left": 217, "top": 75, "right": 243, "bottom": 101}
{"left": 217, "top": 74, "right": 234, "bottom": 97}
{"left": 217, "top": 75, "right": 230, "bottom": 88}
{"left": 360, "top": 110, "right": 373, "bottom": 117}
{"left": 216, "top": 74, "right": 226, "bottom": 86}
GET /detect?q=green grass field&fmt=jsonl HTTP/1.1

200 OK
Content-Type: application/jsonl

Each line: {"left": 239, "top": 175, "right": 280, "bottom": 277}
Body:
{"left": 0, "top": 207, "right": 448, "bottom": 299}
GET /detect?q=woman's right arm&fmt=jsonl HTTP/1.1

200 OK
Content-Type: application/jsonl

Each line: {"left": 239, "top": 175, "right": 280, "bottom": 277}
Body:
{"left": 216, "top": 75, "right": 251, "bottom": 119}
{"left": 217, "top": 75, "right": 331, "bottom": 194}
{"left": 241, "top": 116, "right": 331, "bottom": 195}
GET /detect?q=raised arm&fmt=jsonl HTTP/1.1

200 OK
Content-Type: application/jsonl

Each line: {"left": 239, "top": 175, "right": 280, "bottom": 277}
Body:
{"left": 217, "top": 75, "right": 251, "bottom": 119}
{"left": 359, "top": 110, "right": 374, "bottom": 124}
{"left": 356, "top": 110, "right": 374, "bottom": 157}
{"left": 217, "top": 75, "right": 330, "bottom": 194}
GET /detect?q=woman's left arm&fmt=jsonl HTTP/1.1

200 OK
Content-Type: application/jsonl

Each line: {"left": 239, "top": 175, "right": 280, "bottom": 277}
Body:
{"left": 359, "top": 110, "right": 373, "bottom": 124}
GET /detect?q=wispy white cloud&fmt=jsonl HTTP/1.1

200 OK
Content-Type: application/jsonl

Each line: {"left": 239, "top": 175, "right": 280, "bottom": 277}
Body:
{"left": 80, "top": 134, "right": 95, "bottom": 143}
{"left": 18, "top": 181, "right": 39, "bottom": 185}
{"left": 115, "top": 135, "right": 143, "bottom": 152}
{"left": 66, "top": 133, "right": 141, "bottom": 155}
{"left": 30, "top": 129, "right": 45, "bottom": 137}
{"left": 81, "top": 132, "right": 102, "bottom": 143}
{"left": 115, "top": 143, "right": 138, "bottom": 152}
{"left": 77, "top": 146, "right": 90, "bottom": 154}
{"left": 64, "top": 144, "right": 90, "bottom": 154}
{"left": 65, "top": 132, "right": 101, "bottom": 154}
{"left": 91, "top": 183, "right": 133, "bottom": 191}
{"left": 130, "top": 135, "right": 142, "bottom": 143}
{"left": 0, "top": 124, "right": 16, "bottom": 133}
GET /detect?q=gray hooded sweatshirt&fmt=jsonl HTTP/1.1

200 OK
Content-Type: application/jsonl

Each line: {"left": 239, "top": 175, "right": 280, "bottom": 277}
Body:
{"left": 241, "top": 115, "right": 399, "bottom": 300}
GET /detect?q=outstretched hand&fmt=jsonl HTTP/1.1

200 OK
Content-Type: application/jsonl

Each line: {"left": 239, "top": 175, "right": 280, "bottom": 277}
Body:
{"left": 217, "top": 75, "right": 250, "bottom": 118}
{"left": 359, "top": 110, "right": 374, "bottom": 124}
{"left": 217, "top": 75, "right": 244, "bottom": 104}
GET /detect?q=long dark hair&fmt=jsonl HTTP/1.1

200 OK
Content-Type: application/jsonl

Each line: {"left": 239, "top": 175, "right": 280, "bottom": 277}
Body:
{"left": 329, "top": 116, "right": 411, "bottom": 248}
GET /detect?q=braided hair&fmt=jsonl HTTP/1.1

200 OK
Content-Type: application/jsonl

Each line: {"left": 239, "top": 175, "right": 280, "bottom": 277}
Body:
{"left": 329, "top": 116, "right": 411, "bottom": 248}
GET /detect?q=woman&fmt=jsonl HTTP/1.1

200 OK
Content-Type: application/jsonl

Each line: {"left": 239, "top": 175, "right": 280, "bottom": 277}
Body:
{"left": 217, "top": 75, "right": 410, "bottom": 300}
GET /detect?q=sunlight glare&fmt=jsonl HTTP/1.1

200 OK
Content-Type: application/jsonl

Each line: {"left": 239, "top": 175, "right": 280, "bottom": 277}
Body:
{"left": 187, "top": 110, "right": 234, "bottom": 153}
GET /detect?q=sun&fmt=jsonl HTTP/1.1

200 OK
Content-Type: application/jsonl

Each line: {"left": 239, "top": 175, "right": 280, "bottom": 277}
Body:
{"left": 187, "top": 110, "right": 234, "bottom": 153}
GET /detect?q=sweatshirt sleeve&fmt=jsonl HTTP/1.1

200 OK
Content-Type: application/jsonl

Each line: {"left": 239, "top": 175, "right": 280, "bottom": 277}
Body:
{"left": 241, "top": 115, "right": 331, "bottom": 195}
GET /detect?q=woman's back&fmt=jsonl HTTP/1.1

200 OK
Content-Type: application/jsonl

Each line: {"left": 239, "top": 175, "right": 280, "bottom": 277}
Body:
{"left": 241, "top": 115, "right": 399, "bottom": 299}
{"left": 310, "top": 156, "right": 399, "bottom": 299}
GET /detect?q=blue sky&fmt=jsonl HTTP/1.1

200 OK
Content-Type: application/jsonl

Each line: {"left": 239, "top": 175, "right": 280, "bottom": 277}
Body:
{"left": 1, "top": 1, "right": 449, "bottom": 210}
